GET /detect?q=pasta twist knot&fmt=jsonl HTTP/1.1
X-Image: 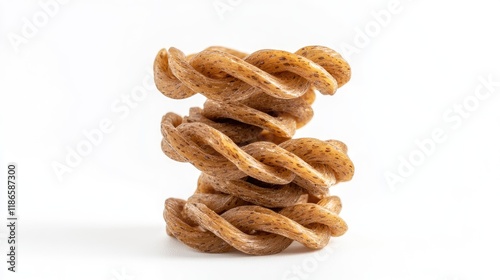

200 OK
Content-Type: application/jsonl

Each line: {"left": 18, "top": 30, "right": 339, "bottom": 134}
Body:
{"left": 164, "top": 194, "right": 347, "bottom": 255}
{"left": 154, "top": 46, "right": 351, "bottom": 102}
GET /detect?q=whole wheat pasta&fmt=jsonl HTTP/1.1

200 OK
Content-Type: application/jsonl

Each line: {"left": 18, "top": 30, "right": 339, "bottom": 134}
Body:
{"left": 154, "top": 46, "right": 354, "bottom": 255}
{"left": 164, "top": 195, "right": 346, "bottom": 255}
{"left": 154, "top": 46, "right": 350, "bottom": 101}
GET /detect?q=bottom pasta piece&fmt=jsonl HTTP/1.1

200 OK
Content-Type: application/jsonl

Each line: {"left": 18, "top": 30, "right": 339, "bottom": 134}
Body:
{"left": 163, "top": 174, "right": 348, "bottom": 255}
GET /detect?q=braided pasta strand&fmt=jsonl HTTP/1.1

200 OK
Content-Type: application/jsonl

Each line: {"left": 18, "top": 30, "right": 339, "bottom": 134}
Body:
{"left": 154, "top": 46, "right": 350, "bottom": 101}
{"left": 164, "top": 196, "right": 346, "bottom": 255}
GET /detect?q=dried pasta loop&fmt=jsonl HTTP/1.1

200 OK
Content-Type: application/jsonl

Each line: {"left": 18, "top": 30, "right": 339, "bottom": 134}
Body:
{"left": 154, "top": 46, "right": 350, "bottom": 101}
{"left": 163, "top": 196, "right": 346, "bottom": 255}
{"left": 161, "top": 114, "right": 353, "bottom": 187}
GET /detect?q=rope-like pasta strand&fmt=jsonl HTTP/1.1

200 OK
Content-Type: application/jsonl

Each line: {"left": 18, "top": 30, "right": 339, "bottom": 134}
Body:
{"left": 164, "top": 195, "right": 346, "bottom": 255}
{"left": 154, "top": 46, "right": 350, "bottom": 101}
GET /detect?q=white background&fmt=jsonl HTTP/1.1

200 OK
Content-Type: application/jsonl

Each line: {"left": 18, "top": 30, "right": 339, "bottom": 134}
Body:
{"left": 1, "top": 0, "right": 500, "bottom": 279}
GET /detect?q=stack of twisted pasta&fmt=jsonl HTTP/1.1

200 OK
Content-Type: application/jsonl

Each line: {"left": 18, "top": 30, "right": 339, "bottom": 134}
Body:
{"left": 154, "top": 46, "right": 354, "bottom": 255}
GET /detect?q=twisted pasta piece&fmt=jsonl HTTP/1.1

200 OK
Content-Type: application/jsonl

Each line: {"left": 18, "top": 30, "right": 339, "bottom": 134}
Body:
{"left": 164, "top": 195, "right": 347, "bottom": 255}
{"left": 161, "top": 114, "right": 353, "bottom": 197}
{"left": 155, "top": 46, "right": 354, "bottom": 255}
{"left": 154, "top": 46, "right": 351, "bottom": 102}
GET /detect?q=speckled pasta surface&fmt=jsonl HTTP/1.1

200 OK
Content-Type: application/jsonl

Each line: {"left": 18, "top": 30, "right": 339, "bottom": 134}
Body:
{"left": 154, "top": 46, "right": 354, "bottom": 255}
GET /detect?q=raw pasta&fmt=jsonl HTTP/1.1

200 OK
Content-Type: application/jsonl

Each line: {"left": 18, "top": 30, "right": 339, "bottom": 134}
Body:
{"left": 154, "top": 46, "right": 354, "bottom": 255}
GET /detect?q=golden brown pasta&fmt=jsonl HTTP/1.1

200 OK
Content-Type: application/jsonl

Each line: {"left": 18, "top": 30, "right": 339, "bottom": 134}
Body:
{"left": 154, "top": 46, "right": 354, "bottom": 255}
{"left": 154, "top": 46, "right": 350, "bottom": 101}
{"left": 164, "top": 195, "right": 346, "bottom": 255}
